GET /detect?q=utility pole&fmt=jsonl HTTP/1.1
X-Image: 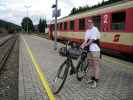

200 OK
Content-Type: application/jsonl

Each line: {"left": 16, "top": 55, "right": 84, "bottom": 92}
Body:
{"left": 24, "top": 5, "right": 31, "bottom": 33}
{"left": 54, "top": 0, "right": 58, "bottom": 50}
{"left": 52, "top": 0, "right": 58, "bottom": 50}
{"left": 52, "top": 0, "right": 61, "bottom": 50}
{"left": 51, "top": 0, "right": 58, "bottom": 50}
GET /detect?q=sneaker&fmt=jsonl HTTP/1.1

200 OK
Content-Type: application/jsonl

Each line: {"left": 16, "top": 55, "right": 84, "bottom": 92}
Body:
{"left": 87, "top": 79, "right": 93, "bottom": 84}
{"left": 87, "top": 76, "right": 94, "bottom": 84}
{"left": 90, "top": 80, "right": 97, "bottom": 88}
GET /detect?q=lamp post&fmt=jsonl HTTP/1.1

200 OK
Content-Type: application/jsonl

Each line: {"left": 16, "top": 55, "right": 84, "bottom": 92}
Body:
{"left": 52, "top": 0, "right": 58, "bottom": 50}
{"left": 24, "top": 5, "right": 31, "bottom": 33}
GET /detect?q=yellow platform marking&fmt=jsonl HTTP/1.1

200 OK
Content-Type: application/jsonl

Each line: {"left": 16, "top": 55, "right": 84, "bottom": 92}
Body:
{"left": 22, "top": 36, "right": 55, "bottom": 100}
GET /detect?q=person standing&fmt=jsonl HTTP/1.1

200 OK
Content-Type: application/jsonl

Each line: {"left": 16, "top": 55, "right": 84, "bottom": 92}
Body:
{"left": 81, "top": 19, "right": 101, "bottom": 88}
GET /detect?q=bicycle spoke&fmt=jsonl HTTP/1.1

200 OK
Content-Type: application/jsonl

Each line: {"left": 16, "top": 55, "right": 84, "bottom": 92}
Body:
{"left": 76, "top": 59, "right": 88, "bottom": 81}
{"left": 52, "top": 61, "right": 69, "bottom": 94}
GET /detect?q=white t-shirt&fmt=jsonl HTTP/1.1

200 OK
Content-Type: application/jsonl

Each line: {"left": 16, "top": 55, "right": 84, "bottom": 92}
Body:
{"left": 85, "top": 26, "right": 100, "bottom": 51}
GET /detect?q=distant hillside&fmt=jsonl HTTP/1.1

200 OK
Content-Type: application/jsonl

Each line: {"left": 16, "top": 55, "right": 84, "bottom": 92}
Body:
{"left": 0, "top": 19, "right": 21, "bottom": 33}
{"left": 69, "top": 0, "right": 124, "bottom": 15}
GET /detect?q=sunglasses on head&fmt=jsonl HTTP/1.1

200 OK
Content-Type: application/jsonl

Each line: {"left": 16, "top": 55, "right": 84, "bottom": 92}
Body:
{"left": 88, "top": 20, "right": 93, "bottom": 23}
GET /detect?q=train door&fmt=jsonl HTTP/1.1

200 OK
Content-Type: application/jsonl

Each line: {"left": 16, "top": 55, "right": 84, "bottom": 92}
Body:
{"left": 101, "top": 13, "right": 111, "bottom": 32}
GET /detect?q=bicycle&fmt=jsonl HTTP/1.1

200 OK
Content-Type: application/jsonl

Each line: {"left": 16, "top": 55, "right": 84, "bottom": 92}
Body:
{"left": 76, "top": 47, "right": 89, "bottom": 81}
{"left": 52, "top": 41, "right": 89, "bottom": 94}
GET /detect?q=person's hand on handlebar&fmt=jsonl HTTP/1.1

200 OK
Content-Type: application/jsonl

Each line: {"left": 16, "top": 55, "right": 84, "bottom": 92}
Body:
{"left": 80, "top": 44, "right": 84, "bottom": 49}
{"left": 80, "top": 43, "right": 87, "bottom": 49}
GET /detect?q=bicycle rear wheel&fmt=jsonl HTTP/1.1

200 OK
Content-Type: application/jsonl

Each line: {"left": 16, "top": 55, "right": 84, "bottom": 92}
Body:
{"left": 76, "top": 59, "right": 88, "bottom": 81}
{"left": 52, "top": 60, "right": 69, "bottom": 94}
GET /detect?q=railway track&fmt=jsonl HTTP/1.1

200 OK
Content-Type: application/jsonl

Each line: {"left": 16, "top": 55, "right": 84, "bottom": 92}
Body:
{"left": 0, "top": 35, "right": 13, "bottom": 47}
{"left": 0, "top": 33, "right": 9, "bottom": 38}
{"left": 0, "top": 34, "right": 19, "bottom": 100}
{"left": 0, "top": 34, "right": 17, "bottom": 72}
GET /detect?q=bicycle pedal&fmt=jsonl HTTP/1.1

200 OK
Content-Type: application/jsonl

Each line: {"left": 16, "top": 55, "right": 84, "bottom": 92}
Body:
{"left": 70, "top": 69, "right": 76, "bottom": 75}
{"left": 77, "top": 77, "right": 83, "bottom": 81}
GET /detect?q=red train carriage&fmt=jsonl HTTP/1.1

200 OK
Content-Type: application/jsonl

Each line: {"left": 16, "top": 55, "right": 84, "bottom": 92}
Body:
{"left": 48, "top": 0, "right": 133, "bottom": 56}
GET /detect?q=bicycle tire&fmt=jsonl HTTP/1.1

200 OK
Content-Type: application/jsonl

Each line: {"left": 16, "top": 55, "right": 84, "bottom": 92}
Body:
{"left": 76, "top": 59, "right": 88, "bottom": 81}
{"left": 52, "top": 60, "right": 69, "bottom": 94}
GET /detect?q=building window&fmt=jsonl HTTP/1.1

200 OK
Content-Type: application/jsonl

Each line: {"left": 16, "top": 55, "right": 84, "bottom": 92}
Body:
{"left": 64, "top": 22, "right": 67, "bottom": 30}
{"left": 79, "top": 18, "right": 85, "bottom": 30}
{"left": 92, "top": 16, "right": 101, "bottom": 30}
{"left": 70, "top": 20, "right": 74, "bottom": 31}
{"left": 111, "top": 11, "right": 125, "bottom": 30}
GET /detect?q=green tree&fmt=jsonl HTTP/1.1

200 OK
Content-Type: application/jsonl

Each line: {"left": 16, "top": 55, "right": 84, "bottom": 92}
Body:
{"left": 38, "top": 18, "right": 47, "bottom": 33}
{"left": 69, "top": 0, "right": 122, "bottom": 15}
{"left": 21, "top": 17, "right": 34, "bottom": 32}
{"left": 0, "top": 19, "right": 21, "bottom": 33}
{"left": 69, "top": 8, "right": 77, "bottom": 15}
{"left": 38, "top": 18, "right": 42, "bottom": 32}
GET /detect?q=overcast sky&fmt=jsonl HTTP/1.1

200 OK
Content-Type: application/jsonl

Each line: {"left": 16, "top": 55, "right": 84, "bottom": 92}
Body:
{"left": 0, "top": 0, "right": 108, "bottom": 25}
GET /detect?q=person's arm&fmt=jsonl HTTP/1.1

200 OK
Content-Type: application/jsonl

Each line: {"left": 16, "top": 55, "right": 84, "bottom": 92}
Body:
{"left": 81, "top": 29, "right": 95, "bottom": 48}
{"left": 81, "top": 38, "right": 95, "bottom": 48}
{"left": 84, "top": 39, "right": 94, "bottom": 47}
{"left": 85, "top": 27, "right": 99, "bottom": 47}
{"left": 81, "top": 31, "right": 88, "bottom": 48}
{"left": 80, "top": 38, "right": 88, "bottom": 48}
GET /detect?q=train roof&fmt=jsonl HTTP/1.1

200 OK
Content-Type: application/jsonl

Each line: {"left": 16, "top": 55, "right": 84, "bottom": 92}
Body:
{"left": 50, "top": 0, "right": 133, "bottom": 24}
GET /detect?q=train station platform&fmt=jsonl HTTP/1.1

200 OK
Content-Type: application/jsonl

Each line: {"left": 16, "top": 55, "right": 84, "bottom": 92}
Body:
{"left": 19, "top": 34, "right": 133, "bottom": 100}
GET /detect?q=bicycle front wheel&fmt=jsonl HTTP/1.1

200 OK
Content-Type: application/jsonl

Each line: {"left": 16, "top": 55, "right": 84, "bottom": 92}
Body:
{"left": 52, "top": 60, "right": 69, "bottom": 94}
{"left": 76, "top": 59, "right": 88, "bottom": 81}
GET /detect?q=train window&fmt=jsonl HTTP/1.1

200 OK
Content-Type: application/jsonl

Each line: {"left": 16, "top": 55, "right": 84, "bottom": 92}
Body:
{"left": 60, "top": 23, "right": 62, "bottom": 30}
{"left": 111, "top": 12, "right": 125, "bottom": 30}
{"left": 70, "top": 20, "right": 74, "bottom": 31}
{"left": 79, "top": 18, "right": 85, "bottom": 30}
{"left": 64, "top": 22, "right": 67, "bottom": 30}
{"left": 92, "top": 16, "right": 101, "bottom": 30}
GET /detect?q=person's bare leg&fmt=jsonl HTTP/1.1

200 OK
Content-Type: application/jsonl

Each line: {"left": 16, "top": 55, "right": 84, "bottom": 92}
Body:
{"left": 87, "top": 59, "right": 95, "bottom": 83}
{"left": 88, "top": 59, "right": 95, "bottom": 76}
{"left": 90, "top": 58, "right": 100, "bottom": 88}
{"left": 93, "top": 60, "right": 100, "bottom": 80}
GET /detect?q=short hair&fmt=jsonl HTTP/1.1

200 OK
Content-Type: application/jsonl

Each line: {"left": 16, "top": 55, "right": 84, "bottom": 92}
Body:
{"left": 88, "top": 19, "right": 93, "bottom": 23}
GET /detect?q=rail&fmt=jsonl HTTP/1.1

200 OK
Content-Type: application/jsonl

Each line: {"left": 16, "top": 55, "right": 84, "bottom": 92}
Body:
{"left": 0, "top": 34, "right": 17, "bottom": 73}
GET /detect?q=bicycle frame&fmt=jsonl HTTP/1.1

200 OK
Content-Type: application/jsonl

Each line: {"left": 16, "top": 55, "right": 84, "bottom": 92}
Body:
{"left": 53, "top": 41, "right": 89, "bottom": 94}
{"left": 65, "top": 42, "right": 88, "bottom": 75}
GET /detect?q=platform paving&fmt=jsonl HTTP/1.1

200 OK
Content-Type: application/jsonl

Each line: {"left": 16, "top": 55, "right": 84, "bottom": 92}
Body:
{"left": 19, "top": 34, "right": 133, "bottom": 100}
